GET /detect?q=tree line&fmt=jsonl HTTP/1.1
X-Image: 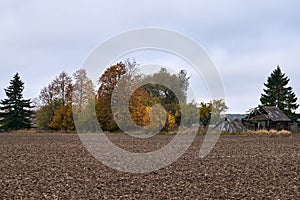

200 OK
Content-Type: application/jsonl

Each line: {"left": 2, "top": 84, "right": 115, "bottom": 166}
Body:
{"left": 0, "top": 63, "right": 298, "bottom": 132}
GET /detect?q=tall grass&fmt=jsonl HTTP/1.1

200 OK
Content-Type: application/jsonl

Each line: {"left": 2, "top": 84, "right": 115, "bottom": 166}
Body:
{"left": 247, "top": 129, "right": 292, "bottom": 136}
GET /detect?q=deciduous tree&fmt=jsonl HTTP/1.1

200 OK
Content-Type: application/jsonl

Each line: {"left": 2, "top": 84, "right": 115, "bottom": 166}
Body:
{"left": 49, "top": 104, "right": 75, "bottom": 131}
{"left": 72, "top": 69, "right": 95, "bottom": 111}
{"left": 180, "top": 102, "right": 199, "bottom": 127}
{"left": 36, "top": 71, "right": 74, "bottom": 130}
{"left": 97, "top": 62, "right": 126, "bottom": 97}
{"left": 96, "top": 61, "right": 140, "bottom": 132}
{"left": 210, "top": 99, "right": 228, "bottom": 123}
{"left": 199, "top": 99, "right": 228, "bottom": 126}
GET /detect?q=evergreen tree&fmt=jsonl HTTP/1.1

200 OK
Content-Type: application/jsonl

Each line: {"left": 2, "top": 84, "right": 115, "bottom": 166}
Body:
{"left": 260, "top": 66, "right": 299, "bottom": 121}
{"left": 0, "top": 73, "right": 33, "bottom": 130}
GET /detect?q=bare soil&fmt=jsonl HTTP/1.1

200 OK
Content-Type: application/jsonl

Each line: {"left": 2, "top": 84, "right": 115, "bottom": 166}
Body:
{"left": 0, "top": 133, "right": 299, "bottom": 199}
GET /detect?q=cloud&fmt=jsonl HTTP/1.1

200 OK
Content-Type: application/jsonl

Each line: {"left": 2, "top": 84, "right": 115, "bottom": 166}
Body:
{"left": 0, "top": 0, "right": 299, "bottom": 113}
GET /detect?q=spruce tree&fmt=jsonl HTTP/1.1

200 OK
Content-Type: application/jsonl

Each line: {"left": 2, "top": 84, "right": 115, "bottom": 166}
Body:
{"left": 260, "top": 66, "right": 299, "bottom": 121}
{"left": 0, "top": 73, "right": 33, "bottom": 130}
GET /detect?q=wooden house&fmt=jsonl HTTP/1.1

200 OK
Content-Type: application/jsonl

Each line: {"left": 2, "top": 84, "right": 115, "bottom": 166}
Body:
{"left": 242, "top": 106, "right": 292, "bottom": 130}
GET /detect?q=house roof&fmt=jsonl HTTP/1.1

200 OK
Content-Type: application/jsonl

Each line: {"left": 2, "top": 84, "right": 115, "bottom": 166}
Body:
{"left": 261, "top": 106, "right": 291, "bottom": 122}
{"left": 244, "top": 106, "right": 292, "bottom": 122}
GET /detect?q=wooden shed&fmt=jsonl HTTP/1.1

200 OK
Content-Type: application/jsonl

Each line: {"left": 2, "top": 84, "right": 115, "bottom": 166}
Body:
{"left": 242, "top": 106, "right": 292, "bottom": 130}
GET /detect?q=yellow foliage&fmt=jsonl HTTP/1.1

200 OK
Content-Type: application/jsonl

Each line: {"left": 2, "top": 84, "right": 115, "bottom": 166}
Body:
{"left": 129, "top": 88, "right": 151, "bottom": 127}
{"left": 166, "top": 113, "right": 176, "bottom": 131}
{"left": 49, "top": 104, "right": 75, "bottom": 131}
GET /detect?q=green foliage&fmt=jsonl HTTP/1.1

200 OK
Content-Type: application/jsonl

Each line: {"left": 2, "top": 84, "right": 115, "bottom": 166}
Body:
{"left": 141, "top": 68, "right": 190, "bottom": 104}
{"left": 0, "top": 73, "right": 33, "bottom": 130}
{"left": 260, "top": 66, "right": 299, "bottom": 121}
{"left": 180, "top": 102, "right": 199, "bottom": 127}
{"left": 36, "top": 104, "right": 54, "bottom": 129}
{"left": 94, "top": 63, "right": 229, "bottom": 133}
{"left": 139, "top": 68, "right": 190, "bottom": 131}
{"left": 36, "top": 100, "right": 61, "bottom": 129}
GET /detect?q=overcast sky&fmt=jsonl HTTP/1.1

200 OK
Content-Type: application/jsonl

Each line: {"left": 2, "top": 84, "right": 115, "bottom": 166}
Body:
{"left": 0, "top": 0, "right": 300, "bottom": 113}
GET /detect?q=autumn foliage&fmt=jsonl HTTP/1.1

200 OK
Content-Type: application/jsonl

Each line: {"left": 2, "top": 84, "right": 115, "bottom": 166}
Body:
{"left": 35, "top": 60, "right": 227, "bottom": 133}
{"left": 36, "top": 70, "right": 93, "bottom": 132}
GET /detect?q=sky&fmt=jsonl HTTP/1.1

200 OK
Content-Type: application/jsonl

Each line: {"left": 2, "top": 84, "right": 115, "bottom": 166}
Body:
{"left": 0, "top": 0, "right": 300, "bottom": 113}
